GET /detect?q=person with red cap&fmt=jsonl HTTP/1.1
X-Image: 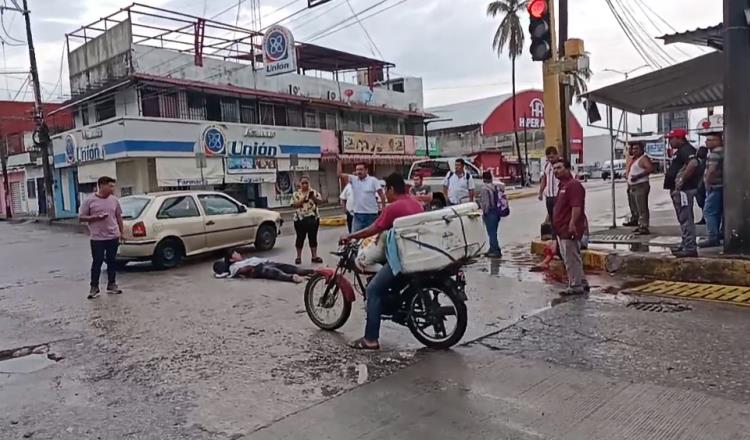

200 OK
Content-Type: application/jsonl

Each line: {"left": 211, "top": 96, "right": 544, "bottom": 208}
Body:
{"left": 664, "top": 128, "right": 701, "bottom": 257}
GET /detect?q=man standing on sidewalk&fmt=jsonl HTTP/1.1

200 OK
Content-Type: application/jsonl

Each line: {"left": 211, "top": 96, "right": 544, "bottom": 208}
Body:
{"left": 342, "top": 163, "right": 385, "bottom": 232}
{"left": 442, "top": 158, "right": 475, "bottom": 205}
{"left": 700, "top": 129, "right": 724, "bottom": 248}
{"left": 627, "top": 142, "right": 654, "bottom": 235}
{"left": 538, "top": 147, "right": 560, "bottom": 224}
{"left": 78, "top": 176, "right": 124, "bottom": 299}
{"left": 664, "top": 128, "right": 701, "bottom": 258}
{"left": 552, "top": 160, "right": 589, "bottom": 296}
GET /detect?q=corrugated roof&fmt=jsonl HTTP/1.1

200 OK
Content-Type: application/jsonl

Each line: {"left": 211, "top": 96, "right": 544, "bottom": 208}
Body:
{"left": 426, "top": 93, "right": 512, "bottom": 131}
{"left": 658, "top": 24, "right": 722, "bottom": 49}
{"left": 584, "top": 51, "right": 722, "bottom": 114}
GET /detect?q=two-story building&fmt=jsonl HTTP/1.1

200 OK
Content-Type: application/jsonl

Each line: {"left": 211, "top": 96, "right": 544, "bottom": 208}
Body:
{"left": 50, "top": 4, "right": 429, "bottom": 217}
{"left": 0, "top": 101, "right": 73, "bottom": 217}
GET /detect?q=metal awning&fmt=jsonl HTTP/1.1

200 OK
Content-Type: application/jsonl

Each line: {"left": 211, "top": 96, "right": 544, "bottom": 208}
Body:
{"left": 658, "top": 24, "right": 723, "bottom": 49}
{"left": 583, "top": 51, "right": 723, "bottom": 115}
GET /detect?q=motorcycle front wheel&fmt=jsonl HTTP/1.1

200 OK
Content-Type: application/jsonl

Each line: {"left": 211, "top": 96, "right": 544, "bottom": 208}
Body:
{"left": 407, "top": 283, "right": 468, "bottom": 349}
{"left": 304, "top": 274, "right": 352, "bottom": 331}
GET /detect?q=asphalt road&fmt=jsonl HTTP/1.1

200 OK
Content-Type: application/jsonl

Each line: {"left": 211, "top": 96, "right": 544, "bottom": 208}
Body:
{"left": 4, "top": 178, "right": 735, "bottom": 440}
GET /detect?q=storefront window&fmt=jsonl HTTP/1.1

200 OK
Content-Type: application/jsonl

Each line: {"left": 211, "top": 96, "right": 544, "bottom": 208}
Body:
{"left": 206, "top": 95, "right": 222, "bottom": 121}
{"left": 287, "top": 106, "right": 303, "bottom": 127}
{"left": 160, "top": 92, "right": 179, "bottom": 119}
{"left": 274, "top": 105, "right": 288, "bottom": 126}
{"left": 240, "top": 100, "right": 257, "bottom": 124}
{"left": 95, "top": 97, "right": 116, "bottom": 122}
{"left": 259, "top": 103, "right": 274, "bottom": 125}
{"left": 140, "top": 89, "right": 160, "bottom": 117}
{"left": 187, "top": 92, "right": 206, "bottom": 120}
{"left": 80, "top": 106, "right": 90, "bottom": 125}
{"left": 343, "top": 112, "right": 360, "bottom": 131}
{"left": 304, "top": 111, "right": 317, "bottom": 128}
{"left": 221, "top": 98, "right": 239, "bottom": 123}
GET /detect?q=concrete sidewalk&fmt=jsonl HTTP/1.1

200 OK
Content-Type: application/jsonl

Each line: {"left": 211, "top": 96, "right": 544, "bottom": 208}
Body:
{"left": 531, "top": 206, "right": 750, "bottom": 286}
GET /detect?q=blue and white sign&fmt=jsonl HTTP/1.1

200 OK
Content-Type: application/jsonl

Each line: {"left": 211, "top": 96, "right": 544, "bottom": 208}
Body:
{"left": 645, "top": 141, "right": 666, "bottom": 159}
{"left": 262, "top": 25, "right": 296, "bottom": 77}
{"left": 201, "top": 125, "right": 227, "bottom": 156}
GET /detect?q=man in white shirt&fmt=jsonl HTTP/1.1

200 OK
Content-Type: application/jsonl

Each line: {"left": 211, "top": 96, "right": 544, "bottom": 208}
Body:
{"left": 339, "top": 183, "right": 355, "bottom": 232}
{"left": 537, "top": 146, "right": 560, "bottom": 224}
{"left": 442, "top": 158, "right": 475, "bottom": 205}
{"left": 342, "top": 162, "right": 385, "bottom": 231}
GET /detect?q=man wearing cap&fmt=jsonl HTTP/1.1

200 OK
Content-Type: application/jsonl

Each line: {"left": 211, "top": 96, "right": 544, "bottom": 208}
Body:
{"left": 700, "top": 127, "right": 724, "bottom": 248}
{"left": 664, "top": 128, "right": 701, "bottom": 257}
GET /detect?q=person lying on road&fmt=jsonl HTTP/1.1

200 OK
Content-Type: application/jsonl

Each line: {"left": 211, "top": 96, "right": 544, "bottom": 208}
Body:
{"left": 213, "top": 249, "right": 315, "bottom": 284}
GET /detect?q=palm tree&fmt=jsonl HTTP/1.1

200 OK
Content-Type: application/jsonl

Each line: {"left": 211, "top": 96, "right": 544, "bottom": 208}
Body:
{"left": 487, "top": 0, "right": 528, "bottom": 186}
{"left": 572, "top": 66, "right": 593, "bottom": 103}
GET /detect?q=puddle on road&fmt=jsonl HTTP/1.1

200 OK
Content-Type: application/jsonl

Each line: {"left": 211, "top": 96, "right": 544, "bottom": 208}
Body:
{"left": 0, "top": 353, "right": 57, "bottom": 374}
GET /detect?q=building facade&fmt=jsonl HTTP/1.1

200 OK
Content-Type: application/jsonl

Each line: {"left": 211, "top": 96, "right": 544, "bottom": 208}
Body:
{"left": 50, "top": 5, "right": 429, "bottom": 217}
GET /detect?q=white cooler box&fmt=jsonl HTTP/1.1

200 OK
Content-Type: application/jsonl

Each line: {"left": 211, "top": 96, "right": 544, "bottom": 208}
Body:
{"left": 392, "top": 203, "right": 486, "bottom": 274}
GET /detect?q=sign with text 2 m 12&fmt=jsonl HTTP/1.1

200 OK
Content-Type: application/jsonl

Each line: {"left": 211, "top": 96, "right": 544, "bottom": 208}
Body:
{"left": 262, "top": 25, "right": 297, "bottom": 77}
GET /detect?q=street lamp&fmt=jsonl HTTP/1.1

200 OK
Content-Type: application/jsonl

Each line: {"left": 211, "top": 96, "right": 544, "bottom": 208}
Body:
{"left": 423, "top": 118, "right": 453, "bottom": 158}
{"left": 603, "top": 65, "right": 649, "bottom": 134}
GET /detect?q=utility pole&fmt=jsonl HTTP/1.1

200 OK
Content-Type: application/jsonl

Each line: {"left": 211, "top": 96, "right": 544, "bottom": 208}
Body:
{"left": 723, "top": 0, "right": 750, "bottom": 254}
{"left": 541, "top": 1, "right": 562, "bottom": 156}
{"left": 1, "top": 133, "right": 11, "bottom": 218}
{"left": 20, "top": 0, "right": 55, "bottom": 218}
{"left": 557, "top": 0, "right": 569, "bottom": 161}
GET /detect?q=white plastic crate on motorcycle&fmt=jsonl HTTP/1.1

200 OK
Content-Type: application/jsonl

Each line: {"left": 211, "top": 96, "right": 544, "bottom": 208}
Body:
{"left": 392, "top": 202, "right": 486, "bottom": 274}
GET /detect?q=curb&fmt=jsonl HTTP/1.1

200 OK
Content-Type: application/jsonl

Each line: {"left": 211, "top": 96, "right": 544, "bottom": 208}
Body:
{"left": 319, "top": 215, "right": 346, "bottom": 227}
{"left": 531, "top": 240, "right": 750, "bottom": 286}
{"left": 507, "top": 191, "right": 538, "bottom": 201}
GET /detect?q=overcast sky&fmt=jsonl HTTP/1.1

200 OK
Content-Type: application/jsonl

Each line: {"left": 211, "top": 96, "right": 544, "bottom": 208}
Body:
{"left": 3, "top": 0, "right": 723, "bottom": 134}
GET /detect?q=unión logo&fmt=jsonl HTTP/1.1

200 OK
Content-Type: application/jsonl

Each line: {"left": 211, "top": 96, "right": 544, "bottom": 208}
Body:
{"left": 64, "top": 134, "right": 76, "bottom": 164}
{"left": 262, "top": 25, "right": 296, "bottom": 76}
{"left": 264, "top": 28, "right": 289, "bottom": 62}
{"left": 202, "top": 125, "right": 226, "bottom": 156}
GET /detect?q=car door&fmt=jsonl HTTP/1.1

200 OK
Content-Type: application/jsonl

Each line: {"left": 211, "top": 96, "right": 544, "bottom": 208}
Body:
{"left": 154, "top": 196, "right": 206, "bottom": 254}
{"left": 197, "top": 194, "right": 254, "bottom": 249}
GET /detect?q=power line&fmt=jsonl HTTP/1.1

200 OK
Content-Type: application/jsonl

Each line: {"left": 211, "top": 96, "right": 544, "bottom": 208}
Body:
{"left": 603, "top": 0, "right": 659, "bottom": 68}
{"left": 632, "top": 0, "right": 708, "bottom": 56}
{"left": 46, "top": 43, "right": 66, "bottom": 101}
{"left": 11, "top": 74, "right": 28, "bottom": 101}
{"left": 613, "top": 0, "right": 675, "bottom": 65}
{"left": 286, "top": 1, "right": 346, "bottom": 31}
{"left": 306, "top": 0, "right": 408, "bottom": 42}
{"left": 344, "top": 0, "right": 384, "bottom": 59}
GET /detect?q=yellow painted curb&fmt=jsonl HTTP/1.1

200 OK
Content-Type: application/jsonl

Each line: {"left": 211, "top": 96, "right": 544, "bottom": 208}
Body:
{"left": 507, "top": 191, "right": 538, "bottom": 201}
{"left": 530, "top": 240, "right": 609, "bottom": 271}
{"left": 627, "top": 280, "right": 750, "bottom": 308}
{"left": 319, "top": 215, "right": 346, "bottom": 227}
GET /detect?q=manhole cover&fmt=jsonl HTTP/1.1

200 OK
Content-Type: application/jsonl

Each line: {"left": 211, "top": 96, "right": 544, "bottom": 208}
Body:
{"left": 626, "top": 301, "right": 691, "bottom": 313}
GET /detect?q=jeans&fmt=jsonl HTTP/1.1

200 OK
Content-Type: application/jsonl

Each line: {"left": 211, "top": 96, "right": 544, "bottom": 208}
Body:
{"left": 671, "top": 189, "right": 697, "bottom": 252}
{"left": 364, "top": 263, "right": 396, "bottom": 341}
{"left": 631, "top": 182, "right": 650, "bottom": 228}
{"left": 483, "top": 211, "right": 501, "bottom": 254}
{"left": 294, "top": 216, "right": 319, "bottom": 249}
{"left": 253, "top": 263, "right": 314, "bottom": 283}
{"left": 91, "top": 238, "right": 119, "bottom": 288}
{"left": 352, "top": 213, "right": 378, "bottom": 232}
{"left": 345, "top": 212, "right": 353, "bottom": 233}
{"left": 704, "top": 187, "right": 724, "bottom": 243}
{"left": 558, "top": 238, "right": 586, "bottom": 292}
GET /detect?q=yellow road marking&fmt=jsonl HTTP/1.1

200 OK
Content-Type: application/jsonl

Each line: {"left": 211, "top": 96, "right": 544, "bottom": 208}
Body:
{"left": 628, "top": 281, "right": 750, "bottom": 308}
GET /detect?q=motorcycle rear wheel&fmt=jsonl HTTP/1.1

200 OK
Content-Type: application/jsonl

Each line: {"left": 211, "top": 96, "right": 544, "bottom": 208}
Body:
{"left": 304, "top": 274, "right": 352, "bottom": 331}
{"left": 407, "top": 283, "right": 468, "bottom": 350}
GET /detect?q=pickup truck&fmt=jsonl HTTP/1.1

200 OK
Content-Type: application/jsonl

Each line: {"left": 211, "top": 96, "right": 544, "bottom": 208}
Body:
{"left": 407, "top": 158, "right": 488, "bottom": 209}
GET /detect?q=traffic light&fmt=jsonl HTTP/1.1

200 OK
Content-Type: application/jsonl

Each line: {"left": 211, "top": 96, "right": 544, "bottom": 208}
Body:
{"left": 528, "top": 0, "right": 552, "bottom": 61}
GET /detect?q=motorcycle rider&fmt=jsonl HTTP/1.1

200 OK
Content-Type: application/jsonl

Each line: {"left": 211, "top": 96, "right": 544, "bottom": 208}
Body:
{"left": 339, "top": 172, "right": 424, "bottom": 350}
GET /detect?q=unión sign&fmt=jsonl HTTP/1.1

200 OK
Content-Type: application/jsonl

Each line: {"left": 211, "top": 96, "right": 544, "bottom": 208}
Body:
{"left": 262, "top": 25, "right": 296, "bottom": 77}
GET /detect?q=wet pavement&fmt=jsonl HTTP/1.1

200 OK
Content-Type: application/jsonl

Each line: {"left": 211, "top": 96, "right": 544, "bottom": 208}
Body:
{"left": 3, "top": 185, "right": 746, "bottom": 439}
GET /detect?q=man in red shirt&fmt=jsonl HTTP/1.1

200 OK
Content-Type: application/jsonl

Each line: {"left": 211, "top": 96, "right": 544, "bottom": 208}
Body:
{"left": 340, "top": 172, "right": 424, "bottom": 349}
{"left": 552, "top": 160, "right": 589, "bottom": 296}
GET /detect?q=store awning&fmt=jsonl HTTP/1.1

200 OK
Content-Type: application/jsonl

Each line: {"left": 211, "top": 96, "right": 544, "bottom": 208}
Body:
{"left": 338, "top": 154, "right": 421, "bottom": 165}
{"left": 78, "top": 161, "right": 118, "bottom": 184}
{"left": 584, "top": 51, "right": 723, "bottom": 115}
{"left": 155, "top": 157, "right": 224, "bottom": 187}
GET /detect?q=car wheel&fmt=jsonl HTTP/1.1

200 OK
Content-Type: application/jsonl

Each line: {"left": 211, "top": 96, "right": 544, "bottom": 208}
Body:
{"left": 255, "top": 224, "right": 277, "bottom": 251}
{"left": 152, "top": 238, "right": 183, "bottom": 270}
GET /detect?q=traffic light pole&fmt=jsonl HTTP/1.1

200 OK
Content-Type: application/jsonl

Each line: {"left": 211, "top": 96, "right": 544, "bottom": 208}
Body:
{"left": 541, "top": 0, "right": 562, "bottom": 155}
{"left": 557, "top": 0, "right": 569, "bottom": 161}
{"left": 723, "top": 0, "right": 750, "bottom": 254}
{"left": 21, "top": 0, "right": 55, "bottom": 219}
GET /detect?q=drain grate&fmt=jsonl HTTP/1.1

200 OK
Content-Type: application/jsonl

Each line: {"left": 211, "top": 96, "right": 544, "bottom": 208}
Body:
{"left": 589, "top": 234, "right": 637, "bottom": 243}
{"left": 628, "top": 280, "right": 750, "bottom": 308}
{"left": 627, "top": 301, "right": 691, "bottom": 313}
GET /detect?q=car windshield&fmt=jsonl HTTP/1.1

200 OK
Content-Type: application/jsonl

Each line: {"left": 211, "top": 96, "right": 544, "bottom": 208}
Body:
{"left": 120, "top": 196, "right": 151, "bottom": 219}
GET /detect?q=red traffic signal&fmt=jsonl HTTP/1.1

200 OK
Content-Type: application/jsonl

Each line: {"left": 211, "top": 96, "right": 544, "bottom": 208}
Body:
{"left": 528, "top": 0, "right": 548, "bottom": 19}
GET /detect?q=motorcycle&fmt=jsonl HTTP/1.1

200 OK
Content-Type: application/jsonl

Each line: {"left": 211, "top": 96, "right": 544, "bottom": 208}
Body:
{"left": 304, "top": 240, "right": 470, "bottom": 349}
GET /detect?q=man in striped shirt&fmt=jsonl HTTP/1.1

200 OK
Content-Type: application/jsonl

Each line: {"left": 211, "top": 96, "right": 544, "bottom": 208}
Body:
{"left": 538, "top": 146, "right": 560, "bottom": 224}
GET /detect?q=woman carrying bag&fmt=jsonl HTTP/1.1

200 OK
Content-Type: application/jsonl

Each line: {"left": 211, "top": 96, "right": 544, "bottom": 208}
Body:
{"left": 291, "top": 176, "right": 323, "bottom": 265}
